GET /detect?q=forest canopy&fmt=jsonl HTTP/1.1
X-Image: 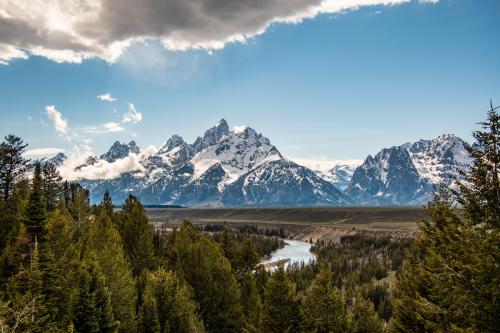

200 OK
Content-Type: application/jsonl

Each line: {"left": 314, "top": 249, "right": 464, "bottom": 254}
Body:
{"left": 0, "top": 105, "right": 498, "bottom": 332}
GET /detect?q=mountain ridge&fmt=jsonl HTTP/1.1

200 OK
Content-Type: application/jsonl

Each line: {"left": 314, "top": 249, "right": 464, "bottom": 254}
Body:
{"left": 50, "top": 121, "right": 470, "bottom": 206}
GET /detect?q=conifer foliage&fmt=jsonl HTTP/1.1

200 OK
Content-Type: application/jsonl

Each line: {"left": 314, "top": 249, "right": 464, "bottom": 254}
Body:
{"left": 0, "top": 105, "right": 498, "bottom": 332}
{"left": 391, "top": 103, "right": 500, "bottom": 332}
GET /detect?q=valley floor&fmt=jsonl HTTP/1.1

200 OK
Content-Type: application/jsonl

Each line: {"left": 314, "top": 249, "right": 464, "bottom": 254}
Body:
{"left": 146, "top": 206, "right": 424, "bottom": 242}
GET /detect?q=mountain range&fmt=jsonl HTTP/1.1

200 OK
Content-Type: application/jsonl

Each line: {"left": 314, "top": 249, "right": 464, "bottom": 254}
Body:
{"left": 50, "top": 119, "right": 470, "bottom": 207}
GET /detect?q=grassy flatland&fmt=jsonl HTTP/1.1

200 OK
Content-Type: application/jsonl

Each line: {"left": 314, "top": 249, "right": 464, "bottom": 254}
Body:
{"left": 146, "top": 206, "right": 426, "bottom": 232}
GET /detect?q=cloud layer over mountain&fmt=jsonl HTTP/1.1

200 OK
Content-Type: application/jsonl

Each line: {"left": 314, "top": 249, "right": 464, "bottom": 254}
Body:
{"left": 0, "top": 0, "right": 429, "bottom": 64}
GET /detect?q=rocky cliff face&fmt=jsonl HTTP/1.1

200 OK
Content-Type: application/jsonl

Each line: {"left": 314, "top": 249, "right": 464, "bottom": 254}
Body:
{"left": 53, "top": 122, "right": 470, "bottom": 206}
{"left": 345, "top": 134, "right": 469, "bottom": 205}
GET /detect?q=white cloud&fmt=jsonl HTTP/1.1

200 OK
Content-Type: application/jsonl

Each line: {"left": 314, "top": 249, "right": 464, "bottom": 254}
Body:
{"left": 122, "top": 103, "right": 143, "bottom": 124}
{"left": 97, "top": 93, "right": 117, "bottom": 102}
{"left": 58, "top": 152, "right": 145, "bottom": 181}
{"left": 0, "top": 43, "right": 28, "bottom": 65}
{"left": 84, "top": 122, "right": 125, "bottom": 134}
{"left": 233, "top": 125, "right": 248, "bottom": 134}
{"left": 45, "top": 105, "right": 68, "bottom": 136}
{"left": 58, "top": 146, "right": 158, "bottom": 181}
{"left": 0, "top": 0, "right": 435, "bottom": 64}
{"left": 25, "top": 147, "right": 65, "bottom": 156}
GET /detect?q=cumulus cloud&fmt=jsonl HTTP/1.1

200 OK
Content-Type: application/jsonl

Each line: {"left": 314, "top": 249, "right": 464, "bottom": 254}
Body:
{"left": 59, "top": 152, "right": 144, "bottom": 181}
{"left": 97, "top": 93, "right": 117, "bottom": 102}
{"left": 84, "top": 122, "right": 125, "bottom": 134}
{"left": 0, "top": 0, "right": 433, "bottom": 64}
{"left": 45, "top": 105, "right": 68, "bottom": 135}
{"left": 25, "top": 147, "right": 65, "bottom": 156}
{"left": 233, "top": 125, "right": 248, "bottom": 134}
{"left": 0, "top": 43, "right": 28, "bottom": 65}
{"left": 58, "top": 145, "right": 157, "bottom": 181}
{"left": 122, "top": 103, "right": 143, "bottom": 124}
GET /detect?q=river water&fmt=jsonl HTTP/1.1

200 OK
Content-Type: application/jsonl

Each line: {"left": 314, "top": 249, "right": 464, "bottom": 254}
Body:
{"left": 260, "top": 239, "right": 316, "bottom": 269}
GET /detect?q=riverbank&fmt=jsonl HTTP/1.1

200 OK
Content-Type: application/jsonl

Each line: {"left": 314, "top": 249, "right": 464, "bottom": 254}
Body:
{"left": 259, "top": 240, "right": 316, "bottom": 270}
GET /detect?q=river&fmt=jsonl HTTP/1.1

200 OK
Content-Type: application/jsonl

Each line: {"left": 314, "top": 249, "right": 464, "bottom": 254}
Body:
{"left": 260, "top": 239, "right": 316, "bottom": 270}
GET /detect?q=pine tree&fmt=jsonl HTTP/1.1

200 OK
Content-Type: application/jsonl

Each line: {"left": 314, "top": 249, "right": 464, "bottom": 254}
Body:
{"left": 25, "top": 162, "right": 46, "bottom": 239}
{"left": 25, "top": 237, "right": 51, "bottom": 332}
{"left": 0, "top": 135, "right": 28, "bottom": 250}
{"left": 41, "top": 206, "right": 81, "bottom": 331}
{"left": 174, "top": 221, "right": 243, "bottom": 332}
{"left": 351, "top": 296, "right": 384, "bottom": 333}
{"left": 42, "top": 162, "right": 62, "bottom": 213}
{"left": 253, "top": 265, "right": 269, "bottom": 299}
{"left": 90, "top": 211, "right": 137, "bottom": 333}
{"left": 101, "top": 191, "right": 114, "bottom": 217}
{"left": 391, "top": 104, "right": 500, "bottom": 332}
{"left": 138, "top": 268, "right": 204, "bottom": 333}
{"left": 240, "top": 272, "right": 261, "bottom": 332}
{"left": 220, "top": 226, "right": 238, "bottom": 266}
{"left": 0, "top": 134, "right": 28, "bottom": 201}
{"left": 138, "top": 293, "right": 161, "bottom": 333}
{"left": 454, "top": 101, "right": 500, "bottom": 227}
{"left": 73, "top": 254, "right": 119, "bottom": 333}
{"left": 300, "top": 268, "right": 349, "bottom": 333}
{"left": 234, "top": 240, "right": 260, "bottom": 281}
{"left": 261, "top": 266, "right": 299, "bottom": 333}
{"left": 118, "top": 195, "right": 155, "bottom": 276}
{"left": 0, "top": 222, "right": 31, "bottom": 292}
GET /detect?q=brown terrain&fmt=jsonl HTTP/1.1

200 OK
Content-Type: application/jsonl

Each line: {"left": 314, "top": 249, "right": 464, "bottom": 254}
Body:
{"left": 146, "top": 207, "right": 426, "bottom": 241}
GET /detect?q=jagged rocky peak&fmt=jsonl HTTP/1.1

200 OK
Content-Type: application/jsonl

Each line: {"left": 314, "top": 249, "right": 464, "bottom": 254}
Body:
{"left": 48, "top": 152, "right": 67, "bottom": 166}
{"left": 346, "top": 145, "right": 431, "bottom": 205}
{"left": 101, "top": 140, "right": 141, "bottom": 162}
{"left": 325, "top": 164, "right": 357, "bottom": 191}
{"left": 404, "top": 134, "right": 470, "bottom": 185}
{"left": 159, "top": 135, "right": 186, "bottom": 153}
{"left": 221, "top": 159, "right": 351, "bottom": 207}
{"left": 198, "top": 119, "right": 230, "bottom": 149}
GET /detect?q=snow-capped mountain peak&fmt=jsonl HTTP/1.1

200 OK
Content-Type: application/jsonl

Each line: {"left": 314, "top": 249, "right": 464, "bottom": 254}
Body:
{"left": 195, "top": 118, "right": 230, "bottom": 151}
{"left": 158, "top": 135, "right": 186, "bottom": 154}
{"left": 48, "top": 152, "right": 68, "bottom": 166}
{"left": 101, "top": 140, "right": 140, "bottom": 162}
{"left": 64, "top": 119, "right": 350, "bottom": 207}
{"left": 346, "top": 134, "right": 470, "bottom": 205}
{"left": 51, "top": 120, "right": 470, "bottom": 207}
{"left": 404, "top": 134, "right": 470, "bottom": 185}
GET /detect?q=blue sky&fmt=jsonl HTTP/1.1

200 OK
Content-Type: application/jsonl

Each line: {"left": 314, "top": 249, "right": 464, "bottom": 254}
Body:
{"left": 0, "top": 0, "right": 499, "bottom": 163}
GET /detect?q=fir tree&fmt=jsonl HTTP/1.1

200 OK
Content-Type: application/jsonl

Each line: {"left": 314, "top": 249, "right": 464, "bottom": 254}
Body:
{"left": 0, "top": 135, "right": 28, "bottom": 201}
{"left": 0, "top": 135, "right": 28, "bottom": 251}
{"left": 41, "top": 206, "right": 81, "bottom": 331}
{"left": 73, "top": 254, "right": 119, "bottom": 333}
{"left": 138, "top": 294, "right": 161, "bottom": 333}
{"left": 174, "top": 221, "right": 243, "bottom": 332}
{"left": 351, "top": 296, "right": 384, "bottom": 333}
{"left": 261, "top": 266, "right": 299, "bottom": 333}
{"left": 253, "top": 265, "right": 269, "bottom": 299}
{"left": 24, "top": 162, "right": 46, "bottom": 239}
{"left": 300, "top": 268, "right": 349, "bottom": 333}
{"left": 138, "top": 268, "right": 204, "bottom": 333}
{"left": 28, "top": 237, "right": 46, "bottom": 332}
{"left": 42, "top": 163, "right": 62, "bottom": 213}
{"left": 101, "top": 191, "right": 114, "bottom": 217}
{"left": 90, "top": 211, "right": 137, "bottom": 333}
{"left": 118, "top": 195, "right": 155, "bottom": 276}
{"left": 0, "top": 222, "right": 31, "bottom": 293}
{"left": 240, "top": 272, "right": 261, "bottom": 332}
{"left": 391, "top": 104, "right": 500, "bottom": 332}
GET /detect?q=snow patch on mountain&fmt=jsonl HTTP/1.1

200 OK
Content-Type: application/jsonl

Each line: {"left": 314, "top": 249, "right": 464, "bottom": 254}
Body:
{"left": 346, "top": 134, "right": 470, "bottom": 205}
{"left": 291, "top": 157, "right": 361, "bottom": 190}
